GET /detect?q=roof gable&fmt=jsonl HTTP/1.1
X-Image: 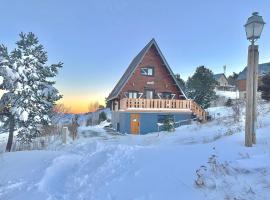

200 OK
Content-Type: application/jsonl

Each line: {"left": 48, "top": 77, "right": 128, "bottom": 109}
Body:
{"left": 213, "top": 73, "right": 226, "bottom": 81}
{"left": 107, "top": 39, "right": 187, "bottom": 100}
{"left": 237, "top": 62, "right": 270, "bottom": 80}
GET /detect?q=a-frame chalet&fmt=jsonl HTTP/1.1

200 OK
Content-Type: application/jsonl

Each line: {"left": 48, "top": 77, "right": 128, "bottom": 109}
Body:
{"left": 107, "top": 39, "right": 206, "bottom": 134}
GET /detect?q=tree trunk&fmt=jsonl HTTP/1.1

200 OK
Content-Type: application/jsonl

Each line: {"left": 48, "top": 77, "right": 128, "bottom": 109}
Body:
{"left": 6, "top": 115, "right": 15, "bottom": 152}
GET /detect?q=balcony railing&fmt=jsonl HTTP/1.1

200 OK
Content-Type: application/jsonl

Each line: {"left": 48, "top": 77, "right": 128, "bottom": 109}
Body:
{"left": 117, "top": 98, "right": 206, "bottom": 121}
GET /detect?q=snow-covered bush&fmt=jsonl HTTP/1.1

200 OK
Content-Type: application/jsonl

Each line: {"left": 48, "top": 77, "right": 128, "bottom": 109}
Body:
{"left": 163, "top": 115, "right": 175, "bottom": 132}
{"left": 231, "top": 100, "right": 243, "bottom": 123}
{"left": 195, "top": 165, "right": 207, "bottom": 187}
{"left": 195, "top": 154, "right": 233, "bottom": 189}
{"left": 68, "top": 115, "right": 79, "bottom": 140}
{"left": 225, "top": 98, "right": 232, "bottom": 107}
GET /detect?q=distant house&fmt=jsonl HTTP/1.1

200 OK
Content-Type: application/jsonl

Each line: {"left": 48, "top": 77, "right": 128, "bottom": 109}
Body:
{"left": 213, "top": 73, "right": 234, "bottom": 91}
{"left": 214, "top": 73, "right": 228, "bottom": 87}
{"left": 107, "top": 39, "right": 206, "bottom": 134}
{"left": 237, "top": 62, "right": 270, "bottom": 98}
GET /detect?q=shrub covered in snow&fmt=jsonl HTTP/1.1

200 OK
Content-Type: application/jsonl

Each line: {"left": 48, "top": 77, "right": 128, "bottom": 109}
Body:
{"left": 163, "top": 115, "right": 175, "bottom": 132}
{"left": 225, "top": 98, "right": 233, "bottom": 107}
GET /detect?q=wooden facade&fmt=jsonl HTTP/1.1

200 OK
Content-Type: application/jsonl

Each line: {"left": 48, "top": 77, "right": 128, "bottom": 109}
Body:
{"left": 107, "top": 39, "right": 206, "bottom": 134}
{"left": 237, "top": 62, "right": 270, "bottom": 98}
{"left": 119, "top": 45, "right": 184, "bottom": 100}
{"left": 238, "top": 78, "right": 263, "bottom": 92}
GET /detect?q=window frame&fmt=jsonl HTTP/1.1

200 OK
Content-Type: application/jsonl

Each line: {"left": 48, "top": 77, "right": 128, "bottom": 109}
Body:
{"left": 140, "top": 67, "right": 155, "bottom": 76}
{"left": 145, "top": 89, "right": 155, "bottom": 99}
{"left": 157, "top": 114, "right": 175, "bottom": 124}
{"left": 162, "top": 92, "right": 172, "bottom": 99}
{"left": 127, "top": 91, "right": 139, "bottom": 99}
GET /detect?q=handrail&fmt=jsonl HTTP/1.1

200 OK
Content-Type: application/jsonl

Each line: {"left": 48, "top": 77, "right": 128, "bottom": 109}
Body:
{"left": 190, "top": 100, "right": 206, "bottom": 121}
{"left": 119, "top": 98, "right": 206, "bottom": 122}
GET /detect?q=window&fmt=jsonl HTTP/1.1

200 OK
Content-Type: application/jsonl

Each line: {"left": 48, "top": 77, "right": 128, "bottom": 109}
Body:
{"left": 162, "top": 92, "right": 172, "bottom": 99}
{"left": 145, "top": 90, "right": 154, "bottom": 99}
{"left": 141, "top": 67, "right": 154, "bottom": 76}
{"left": 157, "top": 115, "right": 174, "bottom": 124}
{"left": 128, "top": 91, "right": 138, "bottom": 98}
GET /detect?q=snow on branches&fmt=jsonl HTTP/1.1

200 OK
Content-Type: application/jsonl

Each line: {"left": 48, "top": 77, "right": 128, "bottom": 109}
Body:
{"left": 0, "top": 32, "right": 62, "bottom": 143}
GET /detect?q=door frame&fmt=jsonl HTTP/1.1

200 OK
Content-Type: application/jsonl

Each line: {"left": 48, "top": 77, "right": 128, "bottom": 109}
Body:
{"left": 130, "top": 113, "right": 140, "bottom": 134}
{"left": 144, "top": 89, "right": 155, "bottom": 99}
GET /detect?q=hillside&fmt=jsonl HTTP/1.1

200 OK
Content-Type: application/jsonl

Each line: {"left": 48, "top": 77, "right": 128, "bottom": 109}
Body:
{"left": 0, "top": 102, "right": 270, "bottom": 200}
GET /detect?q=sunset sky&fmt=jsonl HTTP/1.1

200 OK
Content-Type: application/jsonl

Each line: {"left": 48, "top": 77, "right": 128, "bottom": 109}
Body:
{"left": 0, "top": 0, "right": 270, "bottom": 113}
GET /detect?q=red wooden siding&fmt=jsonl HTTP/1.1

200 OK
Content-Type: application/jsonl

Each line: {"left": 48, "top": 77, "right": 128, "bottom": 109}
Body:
{"left": 119, "top": 45, "right": 183, "bottom": 99}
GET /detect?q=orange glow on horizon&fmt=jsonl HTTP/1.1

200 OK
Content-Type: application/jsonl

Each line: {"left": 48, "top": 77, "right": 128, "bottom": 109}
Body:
{"left": 57, "top": 96, "right": 106, "bottom": 114}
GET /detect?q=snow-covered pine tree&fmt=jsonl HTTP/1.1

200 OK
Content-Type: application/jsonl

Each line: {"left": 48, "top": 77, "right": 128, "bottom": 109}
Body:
{"left": 0, "top": 32, "right": 63, "bottom": 151}
{"left": 186, "top": 66, "right": 217, "bottom": 109}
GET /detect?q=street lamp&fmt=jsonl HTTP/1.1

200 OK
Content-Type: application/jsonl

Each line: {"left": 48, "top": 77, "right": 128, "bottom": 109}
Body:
{"left": 245, "top": 12, "right": 265, "bottom": 44}
{"left": 244, "top": 12, "right": 265, "bottom": 147}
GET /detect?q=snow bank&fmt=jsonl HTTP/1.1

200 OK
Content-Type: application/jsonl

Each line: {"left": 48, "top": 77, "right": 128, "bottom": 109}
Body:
{"left": 215, "top": 90, "right": 239, "bottom": 99}
{"left": 0, "top": 103, "right": 270, "bottom": 200}
{"left": 38, "top": 154, "right": 82, "bottom": 196}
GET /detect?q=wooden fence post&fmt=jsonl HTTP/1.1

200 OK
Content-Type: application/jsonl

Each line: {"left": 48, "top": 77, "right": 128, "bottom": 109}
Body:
{"left": 62, "top": 126, "right": 69, "bottom": 144}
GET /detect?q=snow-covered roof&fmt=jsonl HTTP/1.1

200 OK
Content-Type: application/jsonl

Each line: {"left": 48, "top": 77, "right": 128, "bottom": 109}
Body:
{"left": 237, "top": 62, "right": 270, "bottom": 80}
{"left": 213, "top": 73, "right": 226, "bottom": 81}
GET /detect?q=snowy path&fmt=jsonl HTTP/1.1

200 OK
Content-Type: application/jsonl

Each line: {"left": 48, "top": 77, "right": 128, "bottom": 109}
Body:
{"left": 0, "top": 105, "right": 270, "bottom": 200}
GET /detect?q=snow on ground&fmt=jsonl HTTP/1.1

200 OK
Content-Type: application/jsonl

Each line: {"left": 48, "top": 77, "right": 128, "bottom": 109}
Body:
{"left": 215, "top": 90, "right": 239, "bottom": 99}
{"left": 0, "top": 103, "right": 270, "bottom": 200}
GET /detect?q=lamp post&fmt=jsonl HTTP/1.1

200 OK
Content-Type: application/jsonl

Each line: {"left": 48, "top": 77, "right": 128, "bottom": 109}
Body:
{"left": 244, "top": 12, "right": 265, "bottom": 147}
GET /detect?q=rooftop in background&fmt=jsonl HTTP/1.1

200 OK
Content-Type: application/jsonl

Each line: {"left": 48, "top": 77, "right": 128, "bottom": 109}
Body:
{"left": 213, "top": 73, "right": 227, "bottom": 80}
{"left": 237, "top": 62, "right": 270, "bottom": 80}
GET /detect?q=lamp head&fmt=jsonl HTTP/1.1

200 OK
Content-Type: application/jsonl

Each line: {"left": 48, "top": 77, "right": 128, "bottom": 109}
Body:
{"left": 244, "top": 12, "right": 265, "bottom": 43}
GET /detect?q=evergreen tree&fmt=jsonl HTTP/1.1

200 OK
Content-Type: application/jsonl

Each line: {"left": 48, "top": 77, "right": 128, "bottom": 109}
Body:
{"left": 227, "top": 72, "right": 239, "bottom": 86}
{"left": 98, "top": 111, "right": 107, "bottom": 123}
{"left": 175, "top": 74, "right": 186, "bottom": 92}
{"left": 0, "top": 32, "right": 62, "bottom": 151}
{"left": 259, "top": 73, "right": 270, "bottom": 101}
{"left": 98, "top": 105, "right": 105, "bottom": 110}
{"left": 186, "top": 66, "right": 217, "bottom": 109}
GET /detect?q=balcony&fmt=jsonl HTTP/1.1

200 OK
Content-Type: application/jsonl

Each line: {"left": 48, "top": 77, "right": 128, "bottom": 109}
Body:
{"left": 115, "top": 98, "right": 206, "bottom": 121}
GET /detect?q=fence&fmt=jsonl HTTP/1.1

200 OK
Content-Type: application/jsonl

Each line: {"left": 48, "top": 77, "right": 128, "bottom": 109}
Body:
{"left": 157, "top": 118, "right": 193, "bottom": 132}
{"left": 0, "top": 126, "right": 71, "bottom": 152}
{"left": 10, "top": 135, "right": 58, "bottom": 151}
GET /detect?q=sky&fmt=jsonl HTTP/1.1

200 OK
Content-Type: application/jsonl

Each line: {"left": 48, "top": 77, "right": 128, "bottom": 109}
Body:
{"left": 0, "top": 0, "right": 270, "bottom": 113}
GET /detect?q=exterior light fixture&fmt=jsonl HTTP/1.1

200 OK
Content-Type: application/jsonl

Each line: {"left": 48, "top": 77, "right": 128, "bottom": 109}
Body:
{"left": 244, "top": 12, "right": 265, "bottom": 44}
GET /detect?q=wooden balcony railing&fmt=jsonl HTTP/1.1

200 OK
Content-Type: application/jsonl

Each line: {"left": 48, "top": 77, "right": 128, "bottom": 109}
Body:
{"left": 118, "top": 98, "right": 206, "bottom": 121}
